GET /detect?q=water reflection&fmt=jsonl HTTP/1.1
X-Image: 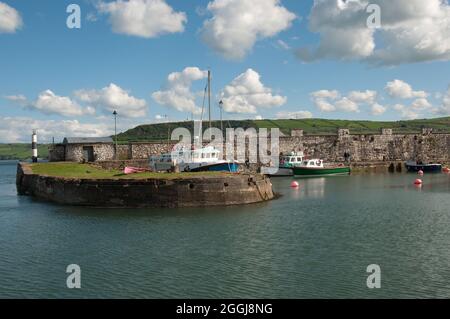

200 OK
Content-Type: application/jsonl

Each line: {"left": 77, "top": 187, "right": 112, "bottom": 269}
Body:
{"left": 301, "top": 177, "right": 327, "bottom": 199}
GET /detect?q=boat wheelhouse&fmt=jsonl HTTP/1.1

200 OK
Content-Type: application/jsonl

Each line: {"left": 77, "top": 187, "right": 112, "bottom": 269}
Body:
{"left": 261, "top": 152, "right": 304, "bottom": 176}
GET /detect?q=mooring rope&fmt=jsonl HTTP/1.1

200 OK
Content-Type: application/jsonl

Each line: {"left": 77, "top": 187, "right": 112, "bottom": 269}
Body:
{"left": 253, "top": 177, "right": 268, "bottom": 201}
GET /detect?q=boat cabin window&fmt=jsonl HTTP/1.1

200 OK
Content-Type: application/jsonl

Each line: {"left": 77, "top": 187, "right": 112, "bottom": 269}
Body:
{"left": 297, "top": 157, "right": 302, "bottom": 162}
{"left": 309, "top": 161, "right": 315, "bottom": 166}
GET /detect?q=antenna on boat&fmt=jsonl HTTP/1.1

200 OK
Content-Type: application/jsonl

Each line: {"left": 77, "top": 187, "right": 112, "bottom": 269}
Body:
{"left": 208, "top": 68, "right": 212, "bottom": 140}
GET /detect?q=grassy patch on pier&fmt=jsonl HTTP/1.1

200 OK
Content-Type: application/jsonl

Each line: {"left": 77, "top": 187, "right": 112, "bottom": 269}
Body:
{"left": 29, "top": 162, "right": 229, "bottom": 179}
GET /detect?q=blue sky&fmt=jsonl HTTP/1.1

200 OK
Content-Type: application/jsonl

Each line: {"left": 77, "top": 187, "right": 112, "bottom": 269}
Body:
{"left": 1, "top": 0, "right": 450, "bottom": 142}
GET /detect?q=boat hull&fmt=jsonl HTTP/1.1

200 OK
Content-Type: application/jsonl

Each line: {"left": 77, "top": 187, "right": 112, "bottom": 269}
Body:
{"left": 293, "top": 166, "right": 351, "bottom": 177}
{"left": 190, "top": 162, "right": 240, "bottom": 173}
{"left": 260, "top": 167, "right": 293, "bottom": 177}
{"left": 405, "top": 163, "right": 442, "bottom": 173}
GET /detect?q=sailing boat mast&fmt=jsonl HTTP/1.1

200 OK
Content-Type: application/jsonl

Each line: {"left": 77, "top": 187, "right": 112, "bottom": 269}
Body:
{"left": 208, "top": 69, "right": 212, "bottom": 133}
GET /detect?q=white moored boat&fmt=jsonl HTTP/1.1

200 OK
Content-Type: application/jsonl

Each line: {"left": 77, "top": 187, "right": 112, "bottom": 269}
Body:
{"left": 149, "top": 69, "right": 240, "bottom": 174}
{"left": 149, "top": 146, "right": 239, "bottom": 173}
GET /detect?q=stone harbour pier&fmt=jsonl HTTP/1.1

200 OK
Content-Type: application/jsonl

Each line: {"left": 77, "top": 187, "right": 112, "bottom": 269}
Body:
{"left": 16, "top": 163, "right": 275, "bottom": 208}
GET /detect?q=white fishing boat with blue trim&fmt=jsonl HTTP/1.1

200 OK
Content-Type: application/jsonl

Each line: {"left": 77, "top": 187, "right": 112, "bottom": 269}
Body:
{"left": 150, "top": 146, "right": 239, "bottom": 173}
{"left": 149, "top": 69, "right": 240, "bottom": 174}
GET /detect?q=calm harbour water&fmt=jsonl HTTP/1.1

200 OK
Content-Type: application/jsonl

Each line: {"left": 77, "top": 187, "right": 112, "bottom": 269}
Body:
{"left": 1, "top": 160, "right": 450, "bottom": 298}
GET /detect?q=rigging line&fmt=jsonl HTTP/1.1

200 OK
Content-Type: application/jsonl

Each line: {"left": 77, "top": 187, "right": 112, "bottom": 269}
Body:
{"left": 200, "top": 84, "right": 207, "bottom": 124}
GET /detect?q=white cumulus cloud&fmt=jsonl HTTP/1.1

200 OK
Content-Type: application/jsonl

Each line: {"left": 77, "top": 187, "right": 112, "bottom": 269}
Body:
{"left": 371, "top": 103, "right": 387, "bottom": 116}
{"left": 75, "top": 83, "right": 148, "bottom": 118}
{"left": 347, "top": 90, "right": 377, "bottom": 104}
{"left": 201, "top": 0, "right": 296, "bottom": 60}
{"left": 0, "top": 2, "right": 22, "bottom": 33}
{"left": 311, "top": 89, "right": 384, "bottom": 114}
{"left": 310, "top": 90, "right": 339, "bottom": 112}
{"left": 311, "top": 89, "right": 340, "bottom": 100}
{"left": 437, "top": 86, "right": 450, "bottom": 115}
{"left": 393, "top": 104, "right": 420, "bottom": 120}
{"left": 385, "top": 80, "right": 428, "bottom": 99}
{"left": 0, "top": 117, "right": 113, "bottom": 143}
{"left": 220, "top": 69, "right": 287, "bottom": 114}
{"left": 98, "top": 0, "right": 187, "bottom": 38}
{"left": 297, "top": 0, "right": 450, "bottom": 65}
{"left": 335, "top": 97, "right": 360, "bottom": 113}
{"left": 6, "top": 90, "right": 95, "bottom": 117}
{"left": 411, "top": 98, "right": 432, "bottom": 110}
{"left": 4, "top": 94, "right": 27, "bottom": 105}
{"left": 152, "top": 67, "right": 208, "bottom": 115}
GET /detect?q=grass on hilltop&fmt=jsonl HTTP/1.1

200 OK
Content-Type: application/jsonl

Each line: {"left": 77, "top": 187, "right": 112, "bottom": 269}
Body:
{"left": 116, "top": 117, "right": 450, "bottom": 142}
{"left": 29, "top": 162, "right": 230, "bottom": 180}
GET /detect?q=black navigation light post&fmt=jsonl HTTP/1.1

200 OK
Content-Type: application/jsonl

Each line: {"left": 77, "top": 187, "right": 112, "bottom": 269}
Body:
{"left": 219, "top": 100, "right": 224, "bottom": 133}
{"left": 113, "top": 110, "right": 118, "bottom": 160}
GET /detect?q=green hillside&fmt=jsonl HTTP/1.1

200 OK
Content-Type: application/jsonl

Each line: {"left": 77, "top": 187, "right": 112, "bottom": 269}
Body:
{"left": 117, "top": 117, "right": 450, "bottom": 142}
{"left": 0, "top": 144, "right": 49, "bottom": 160}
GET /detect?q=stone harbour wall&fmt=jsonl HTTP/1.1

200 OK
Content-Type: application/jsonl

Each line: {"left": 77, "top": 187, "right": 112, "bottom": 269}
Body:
{"left": 49, "top": 128, "right": 450, "bottom": 165}
{"left": 130, "top": 143, "right": 173, "bottom": 159}
{"left": 279, "top": 130, "right": 450, "bottom": 164}
{"left": 148, "top": 130, "right": 449, "bottom": 164}
{"left": 66, "top": 144, "right": 115, "bottom": 162}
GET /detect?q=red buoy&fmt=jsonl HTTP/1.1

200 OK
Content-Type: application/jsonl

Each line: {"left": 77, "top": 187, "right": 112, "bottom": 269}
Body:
{"left": 291, "top": 181, "right": 300, "bottom": 188}
{"left": 443, "top": 167, "right": 450, "bottom": 173}
{"left": 414, "top": 179, "right": 423, "bottom": 185}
